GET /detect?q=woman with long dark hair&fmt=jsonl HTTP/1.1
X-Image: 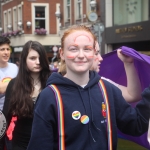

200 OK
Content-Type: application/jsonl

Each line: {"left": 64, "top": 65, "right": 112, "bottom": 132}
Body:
{"left": 2, "top": 40, "right": 50, "bottom": 150}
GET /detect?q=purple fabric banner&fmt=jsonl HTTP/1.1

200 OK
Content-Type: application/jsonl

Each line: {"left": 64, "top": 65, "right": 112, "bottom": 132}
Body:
{"left": 99, "top": 46, "right": 150, "bottom": 149}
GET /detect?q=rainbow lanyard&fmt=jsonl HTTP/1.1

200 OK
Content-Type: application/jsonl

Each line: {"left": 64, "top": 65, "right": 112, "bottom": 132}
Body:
{"left": 98, "top": 80, "right": 112, "bottom": 150}
{"left": 49, "top": 79, "right": 112, "bottom": 150}
{"left": 49, "top": 84, "right": 65, "bottom": 150}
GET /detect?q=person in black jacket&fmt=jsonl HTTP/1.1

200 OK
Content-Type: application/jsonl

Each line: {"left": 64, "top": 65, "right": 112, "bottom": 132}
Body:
{"left": 27, "top": 25, "right": 150, "bottom": 150}
{"left": 1, "top": 40, "right": 50, "bottom": 150}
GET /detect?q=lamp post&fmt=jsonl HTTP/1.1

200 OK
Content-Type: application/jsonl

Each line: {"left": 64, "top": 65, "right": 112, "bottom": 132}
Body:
{"left": 7, "top": 24, "right": 12, "bottom": 30}
{"left": 18, "top": 21, "right": 22, "bottom": 28}
{"left": 0, "top": 27, "right": 2, "bottom": 35}
{"left": 55, "top": 11, "right": 61, "bottom": 20}
{"left": 90, "top": 0, "right": 97, "bottom": 11}
{"left": 93, "top": 23, "right": 104, "bottom": 46}
{"left": 55, "top": 7, "right": 61, "bottom": 29}
{"left": 88, "top": 1, "right": 105, "bottom": 47}
{"left": 26, "top": 21, "right": 31, "bottom": 29}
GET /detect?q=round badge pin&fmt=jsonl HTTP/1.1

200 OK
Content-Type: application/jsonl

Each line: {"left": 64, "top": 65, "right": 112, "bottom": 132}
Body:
{"left": 80, "top": 115, "right": 89, "bottom": 124}
{"left": 72, "top": 111, "right": 81, "bottom": 120}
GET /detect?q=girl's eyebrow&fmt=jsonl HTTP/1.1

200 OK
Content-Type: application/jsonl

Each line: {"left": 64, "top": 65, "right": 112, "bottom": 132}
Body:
{"left": 69, "top": 44, "right": 78, "bottom": 47}
{"left": 86, "top": 46, "right": 93, "bottom": 49}
{"left": 68, "top": 44, "right": 78, "bottom": 48}
{"left": 67, "top": 44, "right": 94, "bottom": 49}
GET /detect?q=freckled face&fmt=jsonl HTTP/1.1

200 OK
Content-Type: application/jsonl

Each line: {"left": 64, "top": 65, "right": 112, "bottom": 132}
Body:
{"left": 26, "top": 49, "right": 42, "bottom": 73}
{"left": 61, "top": 31, "right": 95, "bottom": 73}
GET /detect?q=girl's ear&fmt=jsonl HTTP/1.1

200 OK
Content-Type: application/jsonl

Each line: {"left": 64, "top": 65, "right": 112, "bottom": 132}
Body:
{"left": 59, "top": 48, "right": 65, "bottom": 60}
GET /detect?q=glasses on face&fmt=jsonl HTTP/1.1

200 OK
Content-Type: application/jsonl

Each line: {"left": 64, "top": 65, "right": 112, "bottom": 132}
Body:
{"left": 0, "top": 48, "right": 10, "bottom": 51}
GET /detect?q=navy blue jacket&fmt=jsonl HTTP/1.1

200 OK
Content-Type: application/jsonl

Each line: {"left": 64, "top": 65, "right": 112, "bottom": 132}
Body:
{"left": 27, "top": 71, "right": 150, "bottom": 150}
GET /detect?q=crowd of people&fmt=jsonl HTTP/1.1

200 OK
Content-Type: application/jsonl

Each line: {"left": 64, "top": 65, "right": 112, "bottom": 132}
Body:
{"left": 0, "top": 25, "right": 149, "bottom": 150}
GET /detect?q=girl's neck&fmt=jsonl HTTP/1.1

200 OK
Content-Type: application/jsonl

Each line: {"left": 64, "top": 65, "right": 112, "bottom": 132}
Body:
{"left": 31, "top": 73, "right": 41, "bottom": 98}
{"left": 65, "top": 71, "right": 89, "bottom": 86}
{"left": 31, "top": 73, "right": 40, "bottom": 80}
{"left": 0, "top": 62, "right": 8, "bottom": 68}
{"left": 31, "top": 73, "right": 40, "bottom": 86}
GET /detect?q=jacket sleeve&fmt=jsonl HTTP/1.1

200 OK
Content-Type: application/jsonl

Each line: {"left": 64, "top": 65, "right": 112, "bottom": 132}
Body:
{"left": 27, "top": 87, "right": 57, "bottom": 150}
{"left": 114, "top": 84, "right": 150, "bottom": 136}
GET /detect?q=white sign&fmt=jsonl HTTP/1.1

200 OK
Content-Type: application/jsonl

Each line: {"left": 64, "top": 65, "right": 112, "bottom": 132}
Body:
{"left": 88, "top": 12, "right": 98, "bottom": 22}
{"left": 52, "top": 46, "right": 58, "bottom": 52}
{"left": 14, "top": 47, "right": 23, "bottom": 52}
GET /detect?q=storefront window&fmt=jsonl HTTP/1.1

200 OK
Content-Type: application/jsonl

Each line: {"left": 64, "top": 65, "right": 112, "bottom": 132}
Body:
{"left": 113, "top": 0, "right": 149, "bottom": 26}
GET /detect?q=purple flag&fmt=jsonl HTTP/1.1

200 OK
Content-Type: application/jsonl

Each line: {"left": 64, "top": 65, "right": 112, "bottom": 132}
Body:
{"left": 99, "top": 46, "right": 150, "bottom": 149}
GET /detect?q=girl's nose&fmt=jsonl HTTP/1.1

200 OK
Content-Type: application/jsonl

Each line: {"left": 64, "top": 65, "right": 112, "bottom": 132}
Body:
{"left": 78, "top": 49, "right": 84, "bottom": 58}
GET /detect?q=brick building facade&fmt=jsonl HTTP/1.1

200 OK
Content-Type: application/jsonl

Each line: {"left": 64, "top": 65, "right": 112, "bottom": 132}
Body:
{"left": 0, "top": 0, "right": 61, "bottom": 62}
{"left": 0, "top": 0, "right": 102, "bottom": 62}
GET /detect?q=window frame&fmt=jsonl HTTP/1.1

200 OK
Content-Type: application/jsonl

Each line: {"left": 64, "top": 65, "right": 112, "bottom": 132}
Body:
{"left": 3, "top": 11, "right": 7, "bottom": 33}
{"left": 77, "top": 0, "right": 82, "bottom": 19}
{"left": 113, "top": 0, "right": 149, "bottom": 26}
{"left": 7, "top": 9, "right": 12, "bottom": 29}
{"left": 17, "top": 4, "right": 22, "bottom": 23}
{"left": 31, "top": 3, "right": 49, "bottom": 34}
{"left": 13, "top": 6, "right": 18, "bottom": 31}
{"left": 64, "top": 0, "right": 71, "bottom": 24}
{"left": 35, "top": 6, "right": 46, "bottom": 29}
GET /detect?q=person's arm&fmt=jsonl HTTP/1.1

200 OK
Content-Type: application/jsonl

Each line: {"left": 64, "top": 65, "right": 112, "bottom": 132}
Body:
{"left": 0, "top": 81, "right": 9, "bottom": 94}
{"left": 117, "top": 49, "right": 142, "bottom": 103}
{"left": 110, "top": 82, "right": 150, "bottom": 136}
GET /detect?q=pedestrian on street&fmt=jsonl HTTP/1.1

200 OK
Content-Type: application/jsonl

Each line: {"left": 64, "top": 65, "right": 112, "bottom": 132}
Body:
{"left": 0, "top": 37, "right": 18, "bottom": 107}
{"left": 1, "top": 40, "right": 50, "bottom": 150}
{"left": 27, "top": 25, "right": 150, "bottom": 150}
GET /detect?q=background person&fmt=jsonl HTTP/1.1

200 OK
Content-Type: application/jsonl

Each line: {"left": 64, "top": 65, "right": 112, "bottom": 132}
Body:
{"left": 27, "top": 25, "right": 150, "bottom": 150}
{"left": 0, "top": 36, "right": 18, "bottom": 110}
{"left": 94, "top": 42, "right": 142, "bottom": 102}
{"left": 98, "top": 45, "right": 150, "bottom": 148}
{"left": 1, "top": 40, "right": 50, "bottom": 150}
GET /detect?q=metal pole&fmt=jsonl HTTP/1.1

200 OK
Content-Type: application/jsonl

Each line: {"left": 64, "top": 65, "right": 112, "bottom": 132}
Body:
{"left": 98, "top": 24, "right": 101, "bottom": 46}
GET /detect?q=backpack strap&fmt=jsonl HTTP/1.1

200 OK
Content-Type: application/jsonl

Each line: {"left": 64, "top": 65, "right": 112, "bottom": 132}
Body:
{"left": 48, "top": 85, "right": 65, "bottom": 150}
{"left": 98, "top": 79, "right": 112, "bottom": 150}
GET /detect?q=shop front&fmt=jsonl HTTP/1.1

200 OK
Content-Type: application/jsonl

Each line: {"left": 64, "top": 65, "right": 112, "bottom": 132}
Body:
{"left": 10, "top": 45, "right": 61, "bottom": 64}
{"left": 105, "top": 0, "right": 150, "bottom": 55}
